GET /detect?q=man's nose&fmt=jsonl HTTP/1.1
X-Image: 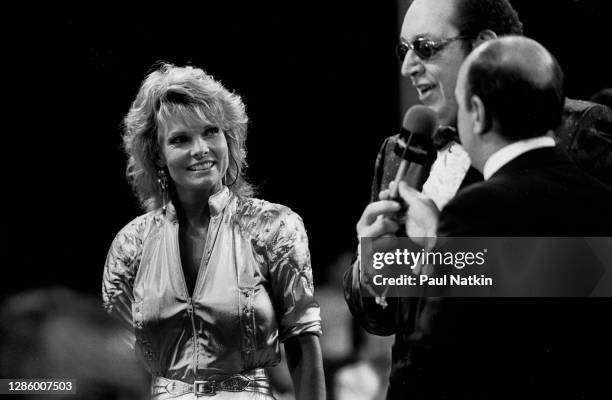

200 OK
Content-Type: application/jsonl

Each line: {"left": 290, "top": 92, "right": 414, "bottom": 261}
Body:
{"left": 401, "top": 50, "right": 424, "bottom": 79}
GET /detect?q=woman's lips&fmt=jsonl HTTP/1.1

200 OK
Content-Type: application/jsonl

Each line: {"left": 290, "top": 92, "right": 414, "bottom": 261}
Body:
{"left": 187, "top": 161, "right": 215, "bottom": 171}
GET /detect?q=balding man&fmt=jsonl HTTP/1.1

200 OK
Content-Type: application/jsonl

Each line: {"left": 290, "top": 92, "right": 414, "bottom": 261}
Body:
{"left": 402, "top": 36, "right": 612, "bottom": 237}
{"left": 394, "top": 36, "right": 612, "bottom": 399}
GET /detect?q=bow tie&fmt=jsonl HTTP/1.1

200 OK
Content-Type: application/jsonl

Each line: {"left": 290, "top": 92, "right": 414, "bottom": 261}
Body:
{"left": 433, "top": 126, "right": 460, "bottom": 150}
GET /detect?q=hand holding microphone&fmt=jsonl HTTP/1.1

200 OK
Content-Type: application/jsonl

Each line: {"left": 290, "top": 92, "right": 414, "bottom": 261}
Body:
{"left": 356, "top": 105, "right": 437, "bottom": 241}
{"left": 389, "top": 105, "right": 438, "bottom": 198}
{"left": 389, "top": 106, "right": 438, "bottom": 233}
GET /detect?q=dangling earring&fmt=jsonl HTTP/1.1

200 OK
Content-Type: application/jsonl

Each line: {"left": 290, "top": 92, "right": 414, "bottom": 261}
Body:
{"left": 157, "top": 168, "right": 168, "bottom": 215}
{"left": 223, "top": 158, "right": 239, "bottom": 187}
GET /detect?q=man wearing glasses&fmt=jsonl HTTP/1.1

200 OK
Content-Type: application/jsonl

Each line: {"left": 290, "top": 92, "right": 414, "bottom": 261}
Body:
{"left": 344, "top": 0, "right": 612, "bottom": 398}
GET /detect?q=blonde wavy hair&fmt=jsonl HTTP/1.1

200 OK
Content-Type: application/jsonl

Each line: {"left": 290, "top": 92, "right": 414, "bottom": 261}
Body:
{"left": 122, "top": 63, "right": 253, "bottom": 211}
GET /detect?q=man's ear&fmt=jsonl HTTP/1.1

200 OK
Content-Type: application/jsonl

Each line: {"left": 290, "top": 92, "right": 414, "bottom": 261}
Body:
{"left": 472, "top": 29, "right": 497, "bottom": 48}
{"left": 471, "top": 95, "right": 487, "bottom": 136}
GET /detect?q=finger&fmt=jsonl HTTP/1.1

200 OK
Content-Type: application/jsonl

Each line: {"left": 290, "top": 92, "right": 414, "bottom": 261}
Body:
{"left": 398, "top": 181, "right": 420, "bottom": 205}
{"left": 379, "top": 188, "right": 391, "bottom": 201}
{"left": 361, "top": 200, "right": 401, "bottom": 225}
{"left": 362, "top": 215, "right": 399, "bottom": 238}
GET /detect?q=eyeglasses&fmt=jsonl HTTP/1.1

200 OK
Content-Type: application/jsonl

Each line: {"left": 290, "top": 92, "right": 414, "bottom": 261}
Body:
{"left": 396, "top": 36, "right": 467, "bottom": 62}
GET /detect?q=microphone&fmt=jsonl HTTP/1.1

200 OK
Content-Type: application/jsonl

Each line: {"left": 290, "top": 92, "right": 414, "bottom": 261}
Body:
{"left": 389, "top": 105, "right": 438, "bottom": 199}
{"left": 374, "top": 106, "right": 437, "bottom": 300}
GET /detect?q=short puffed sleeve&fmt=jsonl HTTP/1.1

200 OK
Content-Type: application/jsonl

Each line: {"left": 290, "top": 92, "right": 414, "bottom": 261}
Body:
{"left": 102, "top": 215, "right": 149, "bottom": 331}
{"left": 267, "top": 210, "right": 321, "bottom": 341}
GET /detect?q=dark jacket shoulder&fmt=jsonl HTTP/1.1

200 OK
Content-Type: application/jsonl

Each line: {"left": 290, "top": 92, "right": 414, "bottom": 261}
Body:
{"left": 439, "top": 147, "right": 612, "bottom": 237}
{"left": 557, "top": 98, "right": 612, "bottom": 184}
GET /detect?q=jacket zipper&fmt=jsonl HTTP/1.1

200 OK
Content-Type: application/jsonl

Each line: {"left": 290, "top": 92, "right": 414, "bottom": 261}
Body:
{"left": 174, "top": 222, "right": 201, "bottom": 380}
{"left": 186, "top": 297, "right": 198, "bottom": 377}
{"left": 174, "top": 203, "right": 227, "bottom": 380}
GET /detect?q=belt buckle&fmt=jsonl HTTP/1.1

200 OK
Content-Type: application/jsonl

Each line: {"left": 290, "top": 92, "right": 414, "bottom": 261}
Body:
{"left": 194, "top": 380, "right": 216, "bottom": 396}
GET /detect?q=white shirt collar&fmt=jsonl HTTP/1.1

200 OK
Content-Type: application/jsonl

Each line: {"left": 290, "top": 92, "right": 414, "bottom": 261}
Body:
{"left": 483, "top": 136, "right": 556, "bottom": 180}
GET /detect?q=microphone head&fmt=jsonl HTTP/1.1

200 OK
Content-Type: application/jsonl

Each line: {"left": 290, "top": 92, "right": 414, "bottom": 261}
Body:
{"left": 402, "top": 105, "right": 438, "bottom": 138}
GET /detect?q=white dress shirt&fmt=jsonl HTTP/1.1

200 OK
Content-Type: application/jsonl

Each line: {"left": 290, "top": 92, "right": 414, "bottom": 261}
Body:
{"left": 422, "top": 141, "right": 471, "bottom": 210}
{"left": 483, "top": 136, "right": 556, "bottom": 180}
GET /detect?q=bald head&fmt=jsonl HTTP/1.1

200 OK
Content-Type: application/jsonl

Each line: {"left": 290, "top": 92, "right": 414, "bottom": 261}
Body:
{"left": 459, "top": 35, "right": 565, "bottom": 140}
{"left": 467, "top": 36, "right": 558, "bottom": 89}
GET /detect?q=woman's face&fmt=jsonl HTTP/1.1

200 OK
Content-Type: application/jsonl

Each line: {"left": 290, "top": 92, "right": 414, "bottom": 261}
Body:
{"left": 158, "top": 116, "right": 229, "bottom": 200}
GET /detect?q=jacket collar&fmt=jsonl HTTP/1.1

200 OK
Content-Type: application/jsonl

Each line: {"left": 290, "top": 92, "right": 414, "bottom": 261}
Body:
{"left": 484, "top": 136, "right": 556, "bottom": 180}
{"left": 164, "top": 186, "right": 233, "bottom": 222}
{"left": 492, "top": 146, "right": 570, "bottom": 179}
{"left": 208, "top": 186, "right": 232, "bottom": 217}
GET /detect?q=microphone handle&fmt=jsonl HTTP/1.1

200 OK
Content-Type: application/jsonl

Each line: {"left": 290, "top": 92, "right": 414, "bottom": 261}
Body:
{"left": 389, "top": 145, "right": 412, "bottom": 236}
{"left": 389, "top": 130, "right": 414, "bottom": 199}
{"left": 389, "top": 159, "right": 409, "bottom": 199}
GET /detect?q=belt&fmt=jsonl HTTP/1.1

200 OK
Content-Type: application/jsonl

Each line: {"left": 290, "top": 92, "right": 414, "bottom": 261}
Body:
{"left": 152, "top": 368, "right": 272, "bottom": 397}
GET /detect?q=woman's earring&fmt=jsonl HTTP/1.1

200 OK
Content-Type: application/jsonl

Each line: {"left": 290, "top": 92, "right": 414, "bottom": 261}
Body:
{"left": 223, "top": 158, "right": 239, "bottom": 187}
{"left": 157, "top": 168, "right": 168, "bottom": 215}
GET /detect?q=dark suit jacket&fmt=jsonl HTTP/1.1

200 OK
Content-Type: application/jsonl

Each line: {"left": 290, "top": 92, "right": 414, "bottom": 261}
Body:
{"left": 395, "top": 148, "right": 612, "bottom": 399}
{"left": 438, "top": 147, "right": 611, "bottom": 237}
{"left": 557, "top": 99, "right": 612, "bottom": 184}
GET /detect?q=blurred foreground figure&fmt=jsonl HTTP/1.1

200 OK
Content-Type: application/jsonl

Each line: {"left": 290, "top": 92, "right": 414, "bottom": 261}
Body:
{"left": 0, "top": 287, "right": 149, "bottom": 400}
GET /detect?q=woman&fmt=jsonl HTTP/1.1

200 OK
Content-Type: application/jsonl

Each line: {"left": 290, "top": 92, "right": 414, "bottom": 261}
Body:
{"left": 102, "top": 64, "right": 324, "bottom": 399}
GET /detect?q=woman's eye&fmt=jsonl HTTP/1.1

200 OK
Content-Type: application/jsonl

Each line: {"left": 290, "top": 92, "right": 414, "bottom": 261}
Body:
{"left": 169, "top": 136, "right": 187, "bottom": 145}
{"left": 203, "top": 127, "right": 220, "bottom": 137}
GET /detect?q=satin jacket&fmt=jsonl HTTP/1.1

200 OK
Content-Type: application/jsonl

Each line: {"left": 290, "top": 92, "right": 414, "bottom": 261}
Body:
{"left": 103, "top": 187, "right": 321, "bottom": 383}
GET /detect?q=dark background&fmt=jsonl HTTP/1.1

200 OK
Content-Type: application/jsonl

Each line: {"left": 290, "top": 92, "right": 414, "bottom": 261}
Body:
{"left": 2, "top": 1, "right": 611, "bottom": 301}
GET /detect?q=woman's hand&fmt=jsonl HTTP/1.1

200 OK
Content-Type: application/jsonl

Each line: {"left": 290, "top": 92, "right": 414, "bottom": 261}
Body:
{"left": 284, "top": 333, "right": 325, "bottom": 400}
